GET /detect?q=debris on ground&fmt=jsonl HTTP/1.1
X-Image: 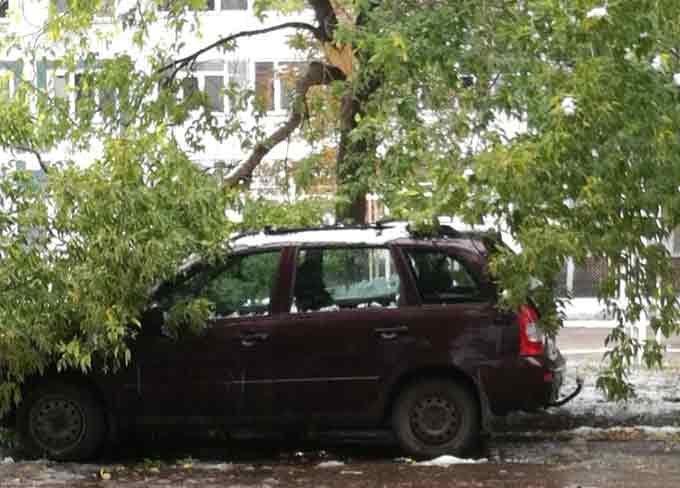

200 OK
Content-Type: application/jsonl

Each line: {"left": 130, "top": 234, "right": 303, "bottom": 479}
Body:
{"left": 416, "top": 455, "right": 488, "bottom": 467}
{"left": 316, "top": 460, "right": 346, "bottom": 468}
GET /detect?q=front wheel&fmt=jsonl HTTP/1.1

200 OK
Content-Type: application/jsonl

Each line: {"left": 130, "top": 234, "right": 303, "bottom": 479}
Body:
{"left": 17, "top": 382, "right": 106, "bottom": 461}
{"left": 392, "top": 379, "right": 480, "bottom": 458}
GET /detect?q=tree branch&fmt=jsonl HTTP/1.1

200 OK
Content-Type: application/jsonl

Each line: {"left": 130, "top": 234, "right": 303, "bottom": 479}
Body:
{"left": 159, "top": 22, "right": 323, "bottom": 83}
{"left": 225, "top": 62, "right": 346, "bottom": 186}
{"left": 11, "top": 145, "right": 50, "bottom": 174}
{"left": 308, "top": 0, "right": 338, "bottom": 42}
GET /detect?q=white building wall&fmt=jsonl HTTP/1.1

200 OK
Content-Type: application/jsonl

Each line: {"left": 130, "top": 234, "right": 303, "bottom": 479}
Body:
{"left": 0, "top": 0, "right": 314, "bottom": 173}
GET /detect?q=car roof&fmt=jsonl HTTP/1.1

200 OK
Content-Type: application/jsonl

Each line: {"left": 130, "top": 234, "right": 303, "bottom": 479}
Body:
{"left": 232, "top": 222, "right": 412, "bottom": 250}
{"left": 231, "top": 221, "right": 498, "bottom": 253}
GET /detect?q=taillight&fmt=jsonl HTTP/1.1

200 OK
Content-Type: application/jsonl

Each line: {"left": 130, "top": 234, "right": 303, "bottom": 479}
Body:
{"left": 518, "top": 304, "right": 544, "bottom": 356}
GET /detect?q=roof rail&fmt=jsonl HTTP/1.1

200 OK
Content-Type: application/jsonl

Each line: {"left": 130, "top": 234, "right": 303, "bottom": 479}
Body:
{"left": 260, "top": 221, "right": 400, "bottom": 236}
{"left": 230, "top": 219, "right": 500, "bottom": 244}
{"left": 437, "top": 224, "right": 463, "bottom": 238}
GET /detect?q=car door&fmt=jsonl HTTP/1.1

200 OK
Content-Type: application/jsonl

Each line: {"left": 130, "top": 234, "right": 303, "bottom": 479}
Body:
{"left": 399, "top": 245, "right": 506, "bottom": 372}
{"left": 132, "top": 322, "right": 242, "bottom": 423}
{"left": 132, "top": 248, "right": 284, "bottom": 425}
{"left": 262, "top": 245, "right": 413, "bottom": 423}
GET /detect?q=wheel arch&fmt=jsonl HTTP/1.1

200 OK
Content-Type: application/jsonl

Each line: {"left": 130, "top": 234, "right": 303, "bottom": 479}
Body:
{"left": 383, "top": 366, "right": 483, "bottom": 423}
{"left": 19, "top": 371, "right": 114, "bottom": 441}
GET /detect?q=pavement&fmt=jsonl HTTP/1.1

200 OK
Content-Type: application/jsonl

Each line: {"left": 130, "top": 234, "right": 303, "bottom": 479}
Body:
{"left": 557, "top": 321, "right": 680, "bottom": 355}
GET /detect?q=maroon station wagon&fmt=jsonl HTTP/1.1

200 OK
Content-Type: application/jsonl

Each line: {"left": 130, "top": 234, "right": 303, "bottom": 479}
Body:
{"left": 2, "top": 222, "right": 575, "bottom": 460}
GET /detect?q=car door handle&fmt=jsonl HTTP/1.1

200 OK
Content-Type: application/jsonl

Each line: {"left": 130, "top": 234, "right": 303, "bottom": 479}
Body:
{"left": 239, "top": 332, "right": 269, "bottom": 347}
{"left": 374, "top": 326, "right": 409, "bottom": 340}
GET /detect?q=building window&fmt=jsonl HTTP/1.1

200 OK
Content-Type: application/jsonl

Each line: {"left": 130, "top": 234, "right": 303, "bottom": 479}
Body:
{"left": 279, "top": 62, "right": 304, "bottom": 110}
{"left": 204, "top": 75, "right": 224, "bottom": 112}
{"left": 672, "top": 227, "right": 680, "bottom": 257}
{"left": 227, "top": 59, "right": 249, "bottom": 89}
{"left": 178, "top": 60, "right": 221, "bottom": 113}
{"left": 255, "top": 61, "right": 306, "bottom": 112}
{"left": 255, "top": 62, "right": 274, "bottom": 111}
{"left": 74, "top": 73, "right": 93, "bottom": 103}
{"left": 160, "top": 0, "right": 247, "bottom": 11}
{"left": 0, "top": 70, "right": 14, "bottom": 98}
{"left": 180, "top": 76, "right": 199, "bottom": 101}
{"left": 52, "top": 71, "right": 118, "bottom": 119}
{"left": 556, "top": 257, "right": 610, "bottom": 298}
{"left": 173, "top": 59, "right": 249, "bottom": 113}
{"left": 221, "top": 0, "right": 247, "bottom": 9}
{"left": 54, "top": 74, "right": 67, "bottom": 99}
{"left": 96, "top": 0, "right": 115, "bottom": 16}
{"left": 54, "top": 0, "right": 114, "bottom": 16}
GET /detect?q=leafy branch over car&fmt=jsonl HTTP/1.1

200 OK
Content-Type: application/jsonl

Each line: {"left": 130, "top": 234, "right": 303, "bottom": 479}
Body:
{"left": 3, "top": 222, "right": 578, "bottom": 460}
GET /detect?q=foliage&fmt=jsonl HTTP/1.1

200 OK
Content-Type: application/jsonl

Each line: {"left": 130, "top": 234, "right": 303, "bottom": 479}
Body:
{"left": 0, "top": 427, "right": 15, "bottom": 449}
{"left": 0, "top": 149, "right": 235, "bottom": 414}
{"left": 240, "top": 195, "right": 333, "bottom": 229}
{"left": 367, "top": 0, "right": 680, "bottom": 399}
{"left": 0, "top": 0, "right": 679, "bottom": 407}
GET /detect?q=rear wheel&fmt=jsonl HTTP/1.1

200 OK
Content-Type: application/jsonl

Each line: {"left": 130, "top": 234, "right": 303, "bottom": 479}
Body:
{"left": 392, "top": 379, "right": 479, "bottom": 458}
{"left": 18, "top": 382, "right": 106, "bottom": 461}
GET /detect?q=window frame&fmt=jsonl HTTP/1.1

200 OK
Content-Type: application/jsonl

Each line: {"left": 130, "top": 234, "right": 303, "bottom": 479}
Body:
{"left": 203, "top": 249, "right": 282, "bottom": 318}
{"left": 0, "top": 68, "right": 15, "bottom": 98}
{"left": 671, "top": 227, "right": 680, "bottom": 258}
{"left": 218, "top": 0, "right": 248, "bottom": 10}
{"left": 50, "top": 69, "right": 116, "bottom": 122}
{"left": 159, "top": 0, "right": 249, "bottom": 13}
{"left": 0, "top": 0, "right": 9, "bottom": 20}
{"left": 53, "top": 0, "right": 115, "bottom": 20}
{"left": 176, "top": 59, "right": 249, "bottom": 114}
{"left": 254, "top": 60, "right": 307, "bottom": 114}
{"left": 153, "top": 248, "right": 284, "bottom": 320}
{"left": 289, "top": 244, "right": 404, "bottom": 314}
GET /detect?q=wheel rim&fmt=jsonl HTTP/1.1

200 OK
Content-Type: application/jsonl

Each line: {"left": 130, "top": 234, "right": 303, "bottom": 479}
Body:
{"left": 29, "top": 395, "right": 86, "bottom": 454}
{"left": 410, "top": 395, "right": 460, "bottom": 445}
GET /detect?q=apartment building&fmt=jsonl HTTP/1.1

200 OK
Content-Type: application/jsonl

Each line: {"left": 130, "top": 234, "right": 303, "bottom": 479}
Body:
{"left": 0, "top": 0, "right": 312, "bottom": 196}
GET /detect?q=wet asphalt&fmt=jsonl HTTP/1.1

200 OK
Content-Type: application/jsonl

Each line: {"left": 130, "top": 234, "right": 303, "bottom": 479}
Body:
{"left": 2, "top": 425, "right": 680, "bottom": 487}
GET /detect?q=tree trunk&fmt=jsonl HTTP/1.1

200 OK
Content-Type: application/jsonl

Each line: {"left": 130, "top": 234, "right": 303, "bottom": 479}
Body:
{"left": 334, "top": 2, "right": 382, "bottom": 224}
{"left": 335, "top": 94, "right": 368, "bottom": 223}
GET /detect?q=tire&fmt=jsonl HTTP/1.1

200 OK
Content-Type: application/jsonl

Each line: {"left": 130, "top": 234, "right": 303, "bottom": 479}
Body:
{"left": 392, "top": 379, "right": 480, "bottom": 459}
{"left": 17, "top": 382, "right": 106, "bottom": 461}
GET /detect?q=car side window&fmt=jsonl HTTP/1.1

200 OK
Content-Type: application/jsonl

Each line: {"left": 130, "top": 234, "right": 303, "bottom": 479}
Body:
{"left": 404, "top": 249, "right": 480, "bottom": 304}
{"left": 292, "top": 247, "right": 400, "bottom": 312}
{"left": 201, "top": 250, "right": 280, "bottom": 318}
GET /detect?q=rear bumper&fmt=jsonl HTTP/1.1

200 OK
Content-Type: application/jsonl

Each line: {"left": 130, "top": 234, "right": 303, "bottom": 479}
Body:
{"left": 521, "top": 354, "right": 566, "bottom": 409}
{"left": 485, "top": 350, "right": 568, "bottom": 415}
{"left": 545, "top": 350, "right": 566, "bottom": 404}
{"left": 547, "top": 376, "right": 582, "bottom": 407}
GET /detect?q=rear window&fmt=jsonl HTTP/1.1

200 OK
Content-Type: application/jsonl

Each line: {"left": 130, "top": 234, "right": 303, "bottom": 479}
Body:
{"left": 404, "top": 248, "right": 481, "bottom": 304}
